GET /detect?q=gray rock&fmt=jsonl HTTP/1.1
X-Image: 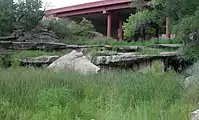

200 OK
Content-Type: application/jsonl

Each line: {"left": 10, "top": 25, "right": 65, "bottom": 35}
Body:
{"left": 0, "top": 36, "right": 16, "bottom": 41}
{"left": 150, "top": 44, "right": 182, "bottom": 49}
{"left": 185, "top": 76, "right": 199, "bottom": 88}
{"left": 191, "top": 109, "right": 199, "bottom": 120}
{"left": 185, "top": 61, "right": 199, "bottom": 76}
{"left": 0, "top": 41, "right": 68, "bottom": 51}
{"left": 0, "top": 41, "right": 105, "bottom": 51}
{"left": 104, "top": 45, "right": 143, "bottom": 52}
{"left": 20, "top": 56, "right": 60, "bottom": 67}
{"left": 48, "top": 50, "right": 100, "bottom": 75}
{"left": 92, "top": 52, "right": 179, "bottom": 65}
{"left": 11, "top": 27, "right": 60, "bottom": 43}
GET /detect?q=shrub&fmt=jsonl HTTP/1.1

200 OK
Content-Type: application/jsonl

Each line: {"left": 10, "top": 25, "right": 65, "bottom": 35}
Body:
{"left": 181, "top": 44, "right": 199, "bottom": 62}
{"left": 46, "top": 19, "right": 73, "bottom": 38}
{"left": 45, "top": 17, "right": 95, "bottom": 43}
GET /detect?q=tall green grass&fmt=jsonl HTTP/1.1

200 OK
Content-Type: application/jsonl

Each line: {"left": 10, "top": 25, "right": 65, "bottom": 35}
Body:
{"left": 0, "top": 65, "right": 197, "bottom": 120}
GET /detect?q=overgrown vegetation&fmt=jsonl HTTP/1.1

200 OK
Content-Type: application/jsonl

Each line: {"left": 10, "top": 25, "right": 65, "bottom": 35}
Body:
{"left": 123, "top": 0, "right": 199, "bottom": 61}
{"left": 0, "top": 0, "right": 44, "bottom": 36}
{"left": 0, "top": 0, "right": 198, "bottom": 119}
{"left": 0, "top": 0, "right": 95, "bottom": 45}
{"left": 0, "top": 63, "right": 197, "bottom": 120}
{"left": 43, "top": 17, "right": 95, "bottom": 43}
{"left": 11, "top": 50, "right": 66, "bottom": 58}
{"left": 124, "top": 0, "right": 199, "bottom": 41}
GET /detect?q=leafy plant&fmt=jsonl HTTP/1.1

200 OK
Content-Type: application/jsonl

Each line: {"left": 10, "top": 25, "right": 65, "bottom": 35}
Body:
{"left": 123, "top": 10, "right": 156, "bottom": 39}
{"left": 46, "top": 17, "right": 96, "bottom": 43}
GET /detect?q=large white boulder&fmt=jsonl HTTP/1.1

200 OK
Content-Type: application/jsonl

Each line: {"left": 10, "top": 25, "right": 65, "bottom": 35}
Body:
{"left": 48, "top": 50, "right": 100, "bottom": 75}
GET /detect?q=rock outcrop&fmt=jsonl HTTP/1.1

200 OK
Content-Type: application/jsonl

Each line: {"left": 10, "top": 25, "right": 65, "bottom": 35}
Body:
{"left": 0, "top": 41, "right": 67, "bottom": 51}
{"left": 48, "top": 50, "right": 100, "bottom": 75}
{"left": 18, "top": 52, "right": 180, "bottom": 71}
{"left": 12, "top": 27, "right": 60, "bottom": 43}
{"left": 92, "top": 52, "right": 180, "bottom": 65}
{"left": 191, "top": 109, "right": 199, "bottom": 120}
{"left": 20, "top": 56, "right": 60, "bottom": 67}
{"left": 0, "top": 41, "right": 104, "bottom": 51}
{"left": 184, "top": 76, "right": 198, "bottom": 88}
{"left": 150, "top": 44, "right": 182, "bottom": 49}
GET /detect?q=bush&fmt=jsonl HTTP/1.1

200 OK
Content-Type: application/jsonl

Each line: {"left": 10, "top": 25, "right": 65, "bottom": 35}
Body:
{"left": 181, "top": 44, "right": 199, "bottom": 62}
{"left": 45, "top": 17, "right": 95, "bottom": 43}
{"left": 46, "top": 19, "right": 73, "bottom": 38}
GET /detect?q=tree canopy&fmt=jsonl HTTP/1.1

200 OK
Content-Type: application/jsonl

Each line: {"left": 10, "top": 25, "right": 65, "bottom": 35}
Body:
{"left": 123, "top": 0, "right": 199, "bottom": 41}
{"left": 0, "top": 0, "right": 15, "bottom": 36}
{"left": 0, "top": 0, "right": 44, "bottom": 36}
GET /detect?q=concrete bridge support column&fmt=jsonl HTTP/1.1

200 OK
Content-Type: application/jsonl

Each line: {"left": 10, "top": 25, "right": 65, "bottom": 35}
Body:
{"left": 107, "top": 14, "right": 112, "bottom": 37}
{"left": 166, "top": 17, "right": 170, "bottom": 39}
{"left": 119, "top": 19, "right": 123, "bottom": 41}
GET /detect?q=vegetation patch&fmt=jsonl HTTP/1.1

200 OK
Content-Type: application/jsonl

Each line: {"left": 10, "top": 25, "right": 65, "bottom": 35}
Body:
{"left": 0, "top": 64, "right": 196, "bottom": 120}
{"left": 11, "top": 50, "right": 66, "bottom": 59}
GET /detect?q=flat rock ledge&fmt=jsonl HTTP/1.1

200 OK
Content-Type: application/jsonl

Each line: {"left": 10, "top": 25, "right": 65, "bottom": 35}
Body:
{"left": 105, "top": 44, "right": 182, "bottom": 52}
{"left": 19, "top": 56, "right": 60, "bottom": 67}
{"left": 149, "top": 44, "right": 182, "bottom": 49}
{"left": 19, "top": 52, "right": 180, "bottom": 68}
{"left": 104, "top": 45, "right": 144, "bottom": 52}
{"left": 0, "top": 41, "right": 182, "bottom": 52}
{"left": 0, "top": 41, "right": 104, "bottom": 51}
{"left": 91, "top": 52, "right": 180, "bottom": 65}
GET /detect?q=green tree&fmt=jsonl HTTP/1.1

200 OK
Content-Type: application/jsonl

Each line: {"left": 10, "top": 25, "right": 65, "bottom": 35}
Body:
{"left": 123, "top": 10, "right": 156, "bottom": 40}
{"left": 0, "top": 0, "right": 44, "bottom": 36}
{"left": 15, "top": 0, "right": 44, "bottom": 30}
{"left": 79, "top": 17, "right": 95, "bottom": 36}
{"left": 124, "top": 0, "right": 199, "bottom": 40}
{"left": 0, "top": 0, "right": 15, "bottom": 36}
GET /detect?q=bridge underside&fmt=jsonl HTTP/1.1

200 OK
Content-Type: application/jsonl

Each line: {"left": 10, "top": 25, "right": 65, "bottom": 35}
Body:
{"left": 67, "top": 8, "right": 136, "bottom": 40}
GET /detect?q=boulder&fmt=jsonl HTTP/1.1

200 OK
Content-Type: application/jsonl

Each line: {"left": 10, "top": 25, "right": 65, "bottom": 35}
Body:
{"left": 191, "top": 109, "right": 199, "bottom": 120}
{"left": 184, "top": 61, "right": 199, "bottom": 88}
{"left": 184, "top": 76, "right": 199, "bottom": 88}
{"left": 48, "top": 50, "right": 100, "bottom": 75}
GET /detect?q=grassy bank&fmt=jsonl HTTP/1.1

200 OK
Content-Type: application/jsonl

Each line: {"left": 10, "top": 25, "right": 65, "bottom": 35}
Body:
{"left": 0, "top": 64, "right": 198, "bottom": 120}
{"left": 70, "top": 37, "right": 182, "bottom": 46}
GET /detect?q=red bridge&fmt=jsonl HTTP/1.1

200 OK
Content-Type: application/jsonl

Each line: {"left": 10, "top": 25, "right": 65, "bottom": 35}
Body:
{"left": 45, "top": 0, "right": 135, "bottom": 40}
